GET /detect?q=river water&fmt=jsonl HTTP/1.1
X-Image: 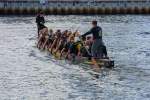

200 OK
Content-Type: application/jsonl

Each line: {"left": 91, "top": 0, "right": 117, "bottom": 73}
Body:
{"left": 0, "top": 15, "right": 150, "bottom": 100}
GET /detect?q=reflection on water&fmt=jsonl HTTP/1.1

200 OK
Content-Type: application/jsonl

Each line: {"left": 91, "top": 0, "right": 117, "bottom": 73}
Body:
{"left": 0, "top": 15, "right": 150, "bottom": 100}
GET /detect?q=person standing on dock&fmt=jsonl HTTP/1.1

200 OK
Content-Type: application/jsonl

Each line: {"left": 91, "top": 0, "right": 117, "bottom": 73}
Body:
{"left": 81, "top": 20, "right": 108, "bottom": 67}
{"left": 36, "top": 11, "right": 45, "bottom": 38}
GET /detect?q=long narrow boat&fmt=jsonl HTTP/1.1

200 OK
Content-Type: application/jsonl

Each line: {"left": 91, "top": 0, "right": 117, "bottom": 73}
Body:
{"left": 51, "top": 51, "right": 114, "bottom": 68}
{"left": 37, "top": 30, "right": 114, "bottom": 68}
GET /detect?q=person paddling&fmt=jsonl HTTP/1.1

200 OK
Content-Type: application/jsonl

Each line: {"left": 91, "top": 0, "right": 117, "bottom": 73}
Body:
{"left": 81, "top": 20, "right": 108, "bottom": 67}
{"left": 36, "top": 11, "right": 45, "bottom": 38}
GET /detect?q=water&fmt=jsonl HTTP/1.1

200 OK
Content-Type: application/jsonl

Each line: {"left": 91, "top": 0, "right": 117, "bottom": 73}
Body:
{"left": 0, "top": 15, "right": 150, "bottom": 100}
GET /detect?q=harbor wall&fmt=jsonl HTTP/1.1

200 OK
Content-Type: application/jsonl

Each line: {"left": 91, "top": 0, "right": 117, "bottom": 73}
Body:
{"left": 0, "top": 0, "right": 150, "bottom": 15}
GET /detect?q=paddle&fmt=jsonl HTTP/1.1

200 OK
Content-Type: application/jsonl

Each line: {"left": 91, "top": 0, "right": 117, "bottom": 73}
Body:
{"left": 79, "top": 34, "right": 103, "bottom": 68}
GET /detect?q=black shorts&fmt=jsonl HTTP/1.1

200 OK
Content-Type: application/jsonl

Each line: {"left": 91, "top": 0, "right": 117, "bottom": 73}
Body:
{"left": 47, "top": 38, "right": 53, "bottom": 44}
{"left": 59, "top": 44, "right": 64, "bottom": 51}
{"left": 40, "top": 37, "right": 45, "bottom": 43}
{"left": 59, "top": 41, "right": 67, "bottom": 51}
{"left": 38, "top": 24, "right": 47, "bottom": 31}
{"left": 70, "top": 45, "right": 78, "bottom": 55}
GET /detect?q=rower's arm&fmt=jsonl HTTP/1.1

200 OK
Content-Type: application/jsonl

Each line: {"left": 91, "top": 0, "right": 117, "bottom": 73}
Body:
{"left": 82, "top": 29, "right": 92, "bottom": 37}
{"left": 60, "top": 48, "right": 65, "bottom": 58}
{"left": 65, "top": 50, "right": 70, "bottom": 59}
{"left": 77, "top": 44, "right": 82, "bottom": 56}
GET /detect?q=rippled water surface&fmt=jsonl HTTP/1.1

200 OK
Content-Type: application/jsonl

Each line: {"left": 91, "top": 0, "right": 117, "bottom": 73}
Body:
{"left": 0, "top": 15, "right": 150, "bottom": 100}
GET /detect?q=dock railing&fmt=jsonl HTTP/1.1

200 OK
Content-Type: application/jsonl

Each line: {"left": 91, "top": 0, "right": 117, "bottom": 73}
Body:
{"left": 0, "top": 0, "right": 150, "bottom": 15}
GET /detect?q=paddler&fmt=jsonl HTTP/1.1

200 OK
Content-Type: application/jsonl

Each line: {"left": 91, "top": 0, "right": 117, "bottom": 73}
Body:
{"left": 54, "top": 30, "right": 68, "bottom": 54}
{"left": 35, "top": 11, "right": 47, "bottom": 49}
{"left": 37, "top": 25, "right": 48, "bottom": 49}
{"left": 36, "top": 11, "right": 45, "bottom": 38}
{"left": 41, "top": 29, "right": 54, "bottom": 50}
{"left": 47, "top": 29, "right": 54, "bottom": 49}
{"left": 66, "top": 31, "right": 83, "bottom": 60}
{"left": 81, "top": 20, "right": 108, "bottom": 67}
{"left": 59, "top": 32, "right": 74, "bottom": 58}
{"left": 49, "top": 29, "right": 62, "bottom": 53}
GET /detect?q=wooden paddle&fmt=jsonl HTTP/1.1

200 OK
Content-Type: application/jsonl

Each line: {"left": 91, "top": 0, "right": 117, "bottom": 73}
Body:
{"left": 78, "top": 35, "right": 100, "bottom": 67}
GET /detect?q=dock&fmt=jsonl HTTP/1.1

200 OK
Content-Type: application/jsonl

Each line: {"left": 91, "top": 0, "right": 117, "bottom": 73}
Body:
{"left": 0, "top": 0, "right": 150, "bottom": 15}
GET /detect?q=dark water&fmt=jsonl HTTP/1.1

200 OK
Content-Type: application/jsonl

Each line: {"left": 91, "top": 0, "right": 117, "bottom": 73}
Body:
{"left": 0, "top": 15, "right": 150, "bottom": 100}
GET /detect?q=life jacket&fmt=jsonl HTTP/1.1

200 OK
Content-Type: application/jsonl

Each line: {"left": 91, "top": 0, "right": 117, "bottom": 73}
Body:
{"left": 70, "top": 41, "right": 82, "bottom": 55}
